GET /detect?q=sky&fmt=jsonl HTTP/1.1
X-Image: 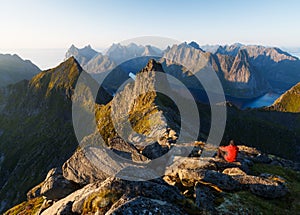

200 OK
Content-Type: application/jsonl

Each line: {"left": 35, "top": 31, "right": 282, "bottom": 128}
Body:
{"left": 0, "top": 0, "right": 299, "bottom": 69}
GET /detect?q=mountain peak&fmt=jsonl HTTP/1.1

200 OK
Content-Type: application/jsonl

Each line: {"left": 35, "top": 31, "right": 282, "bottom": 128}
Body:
{"left": 30, "top": 57, "right": 83, "bottom": 97}
{"left": 188, "top": 41, "right": 203, "bottom": 51}
{"left": 65, "top": 44, "right": 98, "bottom": 66}
{"left": 140, "top": 59, "right": 164, "bottom": 73}
{"left": 270, "top": 82, "right": 300, "bottom": 112}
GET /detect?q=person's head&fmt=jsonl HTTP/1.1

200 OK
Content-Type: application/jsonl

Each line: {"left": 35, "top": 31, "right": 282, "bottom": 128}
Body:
{"left": 229, "top": 140, "right": 235, "bottom": 146}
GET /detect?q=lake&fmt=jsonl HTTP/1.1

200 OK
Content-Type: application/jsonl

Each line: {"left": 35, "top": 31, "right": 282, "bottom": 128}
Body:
{"left": 228, "top": 92, "right": 282, "bottom": 109}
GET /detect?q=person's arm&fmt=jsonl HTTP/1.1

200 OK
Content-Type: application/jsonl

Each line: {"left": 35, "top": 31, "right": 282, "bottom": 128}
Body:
{"left": 219, "top": 146, "right": 226, "bottom": 151}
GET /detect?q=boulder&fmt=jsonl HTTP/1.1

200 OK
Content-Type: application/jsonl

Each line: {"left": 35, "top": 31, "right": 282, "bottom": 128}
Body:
{"left": 40, "top": 168, "right": 79, "bottom": 201}
{"left": 62, "top": 149, "right": 109, "bottom": 186}
{"left": 105, "top": 196, "right": 187, "bottom": 215}
{"left": 108, "top": 137, "right": 149, "bottom": 162}
{"left": 141, "top": 142, "right": 169, "bottom": 159}
{"left": 178, "top": 169, "right": 239, "bottom": 191}
{"left": 222, "top": 167, "right": 247, "bottom": 176}
{"left": 42, "top": 177, "right": 187, "bottom": 215}
{"left": 195, "top": 182, "right": 217, "bottom": 214}
{"left": 232, "top": 174, "right": 288, "bottom": 198}
{"left": 27, "top": 182, "right": 43, "bottom": 200}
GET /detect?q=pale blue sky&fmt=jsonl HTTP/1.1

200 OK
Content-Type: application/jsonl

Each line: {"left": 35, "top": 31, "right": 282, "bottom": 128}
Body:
{"left": 0, "top": 0, "right": 299, "bottom": 49}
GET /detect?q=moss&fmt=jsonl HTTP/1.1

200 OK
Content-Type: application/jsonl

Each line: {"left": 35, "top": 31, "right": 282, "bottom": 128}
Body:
{"left": 216, "top": 164, "right": 300, "bottom": 214}
{"left": 271, "top": 82, "right": 300, "bottom": 113}
{"left": 82, "top": 189, "right": 122, "bottom": 214}
{"left": 3, "top": 197, "right": 44, "bottom": 215}
{"left": 251, "top": 163, "right": 300, "bottom": 212}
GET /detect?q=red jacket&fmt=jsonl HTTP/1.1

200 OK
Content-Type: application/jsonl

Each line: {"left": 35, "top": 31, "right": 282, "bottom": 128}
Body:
{"left": 221, "top": 145, "right": 239, "bottom": 162}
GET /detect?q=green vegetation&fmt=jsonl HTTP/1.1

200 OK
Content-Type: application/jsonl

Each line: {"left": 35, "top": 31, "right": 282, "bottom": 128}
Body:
{"left": 3, "top": 197, "right": 44, "bottom": 215}
{"left": 0, "top": 57, "right": 82, "bottom": 211}
{"left": 82, "top": 189, "right": 122, "bottom": 214}
{"left": 271, "top": 82, "right": 300, "bottom": 113}
{"left": 218, "top": 164, "right": 300, "bottom": 214}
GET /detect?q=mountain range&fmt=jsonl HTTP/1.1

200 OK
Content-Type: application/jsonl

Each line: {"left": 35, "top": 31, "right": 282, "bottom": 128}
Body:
{"left": 66, "top": 42, "right": 300, "bottom": 99}
{"left": 0, "top": 54, "right": 40, "bottom": 87}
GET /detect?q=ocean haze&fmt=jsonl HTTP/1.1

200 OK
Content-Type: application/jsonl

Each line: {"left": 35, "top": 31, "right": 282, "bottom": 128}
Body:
{"left": 0, "top": 48, "right": 104, "bottom": 70}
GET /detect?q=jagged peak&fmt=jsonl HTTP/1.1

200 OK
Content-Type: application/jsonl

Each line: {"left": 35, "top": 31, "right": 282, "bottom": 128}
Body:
{"left": 188, "top": 41, "right": 203, "bottom": 51}
{"left": 30, "top": 56, "right": 83, "bottom": 93}
{"left": 139, "top": 59, "right": 164, "bottom": 74}
{"left": 61, "top": 56, "right": 82, "bottom": 70}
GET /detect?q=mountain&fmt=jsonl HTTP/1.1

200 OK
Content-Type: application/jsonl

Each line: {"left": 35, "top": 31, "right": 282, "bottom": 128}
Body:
{"left": 66, "top": 42, "right": 300, "bottom": 99}
{"left": 94, "top": 59, "right": 180, "bottom": 146}
{"left": 200, "top": 44, "right": 220, "bottom": 53}
{"left": 216, "top": 44, "right": 300, "bottom": 90}
{"left": 0, "top": 54, "right": 40, "bottom": 87}
{"left": 162, "top": 42, "right": 300, "bottom": 98}
{"left": 83, "top": 52, "right": 116, "bottom": 74}
{"left": 65, "top": 45, "right": 98, "bottom": 66}
{"left": 65, "top": 43, "right": 163, "bottom": 89}
{"left": 106, "top": 43, "right": 162, "bottom": 64}
{"left": 223, "top": 49, "right": 270, "bottom": 97}
{"left": 0, "top": 57, "right": 111, "bottom": 212}
{"left": 162, "top": 42, "right": 269, "bottom": 98}
{"left": 269, "top": 82, "right": 300, "bottom": 112}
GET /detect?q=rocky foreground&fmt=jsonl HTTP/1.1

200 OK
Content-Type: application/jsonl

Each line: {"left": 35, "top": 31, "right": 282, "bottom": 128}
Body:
{"left": 4, "top": 140, "right": 300, "bottom": 215}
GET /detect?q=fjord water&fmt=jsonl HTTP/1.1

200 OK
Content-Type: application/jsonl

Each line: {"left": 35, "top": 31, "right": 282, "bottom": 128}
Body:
{"left": 229, "top": 92, "right": 282, "bottom": 109}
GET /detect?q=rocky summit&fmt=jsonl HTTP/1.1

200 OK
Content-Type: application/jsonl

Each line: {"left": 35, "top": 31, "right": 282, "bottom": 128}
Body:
{"left": 4, "top": 141, "right": 300, "bottom": 215}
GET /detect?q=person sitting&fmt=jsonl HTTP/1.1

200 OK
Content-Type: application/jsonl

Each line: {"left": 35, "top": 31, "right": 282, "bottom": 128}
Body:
{"left": 216, "top": 140, "right": 239, "bottom": 162}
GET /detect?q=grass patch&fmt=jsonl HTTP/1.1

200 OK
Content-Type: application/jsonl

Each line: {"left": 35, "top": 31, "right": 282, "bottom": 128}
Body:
{"left": 3, "top": 197, "right": 44, "bottom": 215}
{"left": 217, "top": 164, "right": 300, "bottom": 214}
{"left": 82, "top": 189, "right": 122, "bottom": 214}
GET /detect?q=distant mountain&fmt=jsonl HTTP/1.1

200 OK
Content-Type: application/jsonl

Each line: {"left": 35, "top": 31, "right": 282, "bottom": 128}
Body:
{"left": 188, "top": 41, "right": 203, "bottom": 51}
{"left": 106, "top": 43, "right": 162, "bottom": 64}
{"left": 65, "top": 45, "right": 98, "bottom": 66}
{"left": 162, "top": 42, "right": 270, "bottom": 98}
{"left": 269, "top": 82, "right": 300, "bottom": 113}
{"left": 65, "top": 42, "right": 300, "bottom": 99}
{"left": 0, "top": 54, "right": 40, "bottom": 87}
{"left": 83, "top": 52, "right": 116, "bottom": 74}
{"left": 162, "top": 42, "right": 300, "bottom": 98}
{"left": 216, "top": 44, "right": 300, "bottom": 90}
{"left": 200, "top": 44, "right": 220, "bottom": 53}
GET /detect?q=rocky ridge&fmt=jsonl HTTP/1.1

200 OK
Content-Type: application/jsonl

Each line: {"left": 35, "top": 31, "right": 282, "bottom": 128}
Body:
{"left": 268, "top": 82, "right": 300, "bottom": 112}
{"left": 7, "top": 141, "right": 299, "bottom": 215}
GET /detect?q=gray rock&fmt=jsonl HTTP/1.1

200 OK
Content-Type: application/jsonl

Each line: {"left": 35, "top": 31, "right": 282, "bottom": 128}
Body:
{"left": 141, "top": 142, "right": 169, "bottom": 159}
{"left": 43, "top": 177, "right": 187, "bottom": 215}
{"left": 108, "top": 137, "right": 149, "bottom": 162}
{"left": 195, "top": 182, "right": 217, "bottom": 214}
{"left": 62, "top": 149, "right": 109, "bottom": 186}
{"left": 105, "top": 196, "right": 187, "bottom": 215}
{"left": 179, "top": 169, "right": 239, "bottom": 191}
{"left": 222, "top": 167, "right": 247, "bottom": 176}
{"left": 40, "top": 168, "right": 79, "bottom": 201}
{"left": 232, "top": 174, "right": 288, "bottom": 198}
{"left": 56, "top": 201, "right": 74, "bottom": 215}
{"left": 251, "top": 154, "right": 272, "bottom": 164}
